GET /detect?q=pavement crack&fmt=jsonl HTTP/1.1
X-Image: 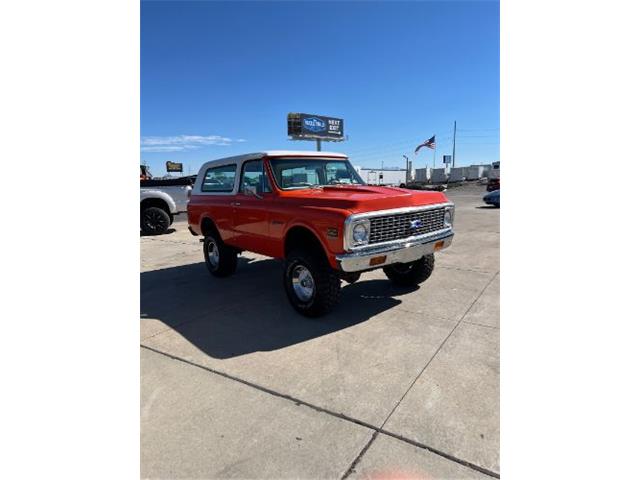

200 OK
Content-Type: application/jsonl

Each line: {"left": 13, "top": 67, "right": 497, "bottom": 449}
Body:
{"left": 340, "top": 431, "right": 379, "bottom": 480}
{"left": 462, "top": 320, "right": 500, "bottom": 330}
{"left": 140, "top": 344, "right": 382, "bottom": 432}
{"left": 383, "top": 269, "right": 500, "bottom": 426}
{"left": 141, "top": 336, "right": 500, "bottom": 479}
{"left": 341, "top": 269, "right": 501, "bottom": 479}
{"left": 375, "top": 428, "right": 500, "bottom": 478}
{"left": 438, "top": 265, "right": 495, "bottom": 275}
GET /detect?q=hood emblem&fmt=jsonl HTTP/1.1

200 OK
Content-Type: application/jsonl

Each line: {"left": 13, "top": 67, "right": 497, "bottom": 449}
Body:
{"left": 409, "top": 219, "right": 423, "bottom": 231}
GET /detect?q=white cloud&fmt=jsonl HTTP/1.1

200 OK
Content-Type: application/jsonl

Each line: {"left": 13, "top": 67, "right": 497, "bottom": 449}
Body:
{"left": 140, "top": 145, "right": 190, "bottom": 152}
{"left": 140, "top": 134, "right": 245, "bottom": 152}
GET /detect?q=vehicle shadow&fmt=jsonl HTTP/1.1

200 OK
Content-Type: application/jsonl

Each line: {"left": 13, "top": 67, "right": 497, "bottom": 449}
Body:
{"left": 140, "top": 258, "right": 417, "bottom": 359}
{"left": 475, "top": 205, "right": 499, "bottom": 209}
{"left": 140, "top": 228, "right": 177, "bottom": 237}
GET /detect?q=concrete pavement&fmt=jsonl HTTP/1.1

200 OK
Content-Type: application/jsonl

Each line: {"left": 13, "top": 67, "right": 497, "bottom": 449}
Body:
{"left": 140, "top": 183, "right": 500, "bottom": 479}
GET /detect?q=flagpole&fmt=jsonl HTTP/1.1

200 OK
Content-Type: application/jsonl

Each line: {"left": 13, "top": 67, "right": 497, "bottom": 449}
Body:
{"left": 432, "top": 141, "right": 437, "bottom": 183}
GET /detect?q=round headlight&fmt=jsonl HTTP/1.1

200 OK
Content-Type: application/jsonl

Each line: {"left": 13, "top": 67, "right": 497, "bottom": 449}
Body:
{"left": 353, "top": 223, "right": 369, "bottom": 243}
{"left": 443, "top": 209, "right": 453, "bottom": 226}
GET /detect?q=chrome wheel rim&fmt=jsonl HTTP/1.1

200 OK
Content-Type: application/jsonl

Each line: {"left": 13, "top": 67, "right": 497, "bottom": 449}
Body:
{"left": 292, "top": 265, "right": 315, "bottom": 302}
{"left": 207, "top": 239, "right": 220, "bottom": 269}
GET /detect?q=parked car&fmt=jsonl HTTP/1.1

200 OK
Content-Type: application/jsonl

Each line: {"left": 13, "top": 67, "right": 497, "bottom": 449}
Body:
{"left": 487, "top": 177, "right": 500, "bottom": 192}
{"left": 483, "top": 189, "right": 500, "bottom": 207}
{"left": 188, "top": 151, "right": 455, "bottom": 316}
{"left": 140, "top": 177, "right": 193, "bottom": 235}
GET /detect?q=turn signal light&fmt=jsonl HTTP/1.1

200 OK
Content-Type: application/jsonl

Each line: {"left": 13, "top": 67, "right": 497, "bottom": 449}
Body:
{"left": 434, "top": 240, "right": 445, "bottom": 251}
{"left": 369, "top": 255, "right": 387, "bottom": 266}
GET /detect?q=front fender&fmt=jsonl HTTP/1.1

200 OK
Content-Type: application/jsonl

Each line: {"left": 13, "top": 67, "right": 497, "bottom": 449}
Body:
{"left": 283, "top": 207, "right": 350, "bottom": 269}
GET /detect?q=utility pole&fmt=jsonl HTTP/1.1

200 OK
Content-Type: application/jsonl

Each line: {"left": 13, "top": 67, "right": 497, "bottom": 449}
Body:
{"left": 452, "top": 120, "right": 457, "bottom": 168}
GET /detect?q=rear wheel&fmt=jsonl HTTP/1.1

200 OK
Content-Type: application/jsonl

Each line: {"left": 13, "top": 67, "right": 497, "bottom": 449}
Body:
{"left": 383, "top": 254, "right": 435, "bottom": 286}
{"left": 284, "top": 249, "right": 340, "bottom": 317}
{"left": 203, "top": 234, "right": 237, "bottom": 277}
{"left": 141, "top": 207, "right": 170, "bottom": 235}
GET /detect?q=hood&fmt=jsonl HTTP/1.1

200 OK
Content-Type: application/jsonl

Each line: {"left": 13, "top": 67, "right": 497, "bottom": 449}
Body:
{"left": 281, "top": 185, "right": 450, "bottom": 213}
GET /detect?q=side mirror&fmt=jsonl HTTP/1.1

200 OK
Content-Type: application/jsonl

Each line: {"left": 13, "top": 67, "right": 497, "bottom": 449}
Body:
{"left": 244, "top": 184, "right": 262, "bottom": 199}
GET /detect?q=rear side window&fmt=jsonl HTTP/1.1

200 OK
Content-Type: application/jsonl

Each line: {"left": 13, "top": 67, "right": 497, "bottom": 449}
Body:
{"left": 202, "top": 164, "right": 237, "bottom": 193}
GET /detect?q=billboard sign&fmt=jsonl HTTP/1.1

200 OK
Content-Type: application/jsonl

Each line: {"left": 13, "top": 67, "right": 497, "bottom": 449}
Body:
{"left": 443, "top": 155, "right": 452, "bottom": 164}
{"left": 166, "top": 161, "right": 183, "bottom": 173}
{"left": 288, "top": 113, "right": 344, "bottom": 141}
{"left": 303, "top": 116, "right": 326, "bottom": 133}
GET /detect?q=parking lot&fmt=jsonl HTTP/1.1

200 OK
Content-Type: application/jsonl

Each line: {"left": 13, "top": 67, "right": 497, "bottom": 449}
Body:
{"left": 140, "top": 183, "right": 500, "bottom": 479}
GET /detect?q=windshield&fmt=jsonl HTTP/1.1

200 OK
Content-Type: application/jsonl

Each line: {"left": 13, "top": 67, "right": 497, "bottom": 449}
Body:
{"left": 269, "top": 158, "right": 364, "bottom": 190}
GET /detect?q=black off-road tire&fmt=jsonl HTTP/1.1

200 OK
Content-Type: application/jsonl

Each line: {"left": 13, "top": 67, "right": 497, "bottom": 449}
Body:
{"left": 141, "top": 206, "right": 171, "bottom": 235}
{"left": 284, "top": 249, "right": 341, "bottom": 317}
{"left": 203, "top": 234, "right": 237, "bottom": 277}
{"left": 383, "top": 254, "right": 435, "bottom": 286}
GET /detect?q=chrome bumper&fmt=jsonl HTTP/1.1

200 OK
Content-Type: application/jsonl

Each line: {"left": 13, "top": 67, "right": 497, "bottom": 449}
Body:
{"left": 336, "top": 229, "right": 454, "bottom": 273}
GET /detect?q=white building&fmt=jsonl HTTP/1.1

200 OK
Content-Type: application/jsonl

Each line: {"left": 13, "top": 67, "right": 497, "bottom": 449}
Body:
{"left": 429, "top": 168, "right": 448, "bottom": 184}
{"left": 355, "top": 167, "right": 408, "bottom": 186}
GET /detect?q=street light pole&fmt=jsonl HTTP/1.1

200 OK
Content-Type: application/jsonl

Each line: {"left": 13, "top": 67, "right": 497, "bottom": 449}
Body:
{"left": 452, "top": 120, "right": 457, "bottom": 168}
{"left": 403, "top": 155, "right": 409, "bottom": 183}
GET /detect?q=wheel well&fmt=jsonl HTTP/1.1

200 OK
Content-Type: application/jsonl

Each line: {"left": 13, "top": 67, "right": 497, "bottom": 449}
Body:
{"left": 140, "top": 198, "right": 170, "bottom": 216}
{"left": 200, "top": 217, "right": 218, "bottom": 237}
{"left": 285, "top": 226, "right": 326, "bottom": 257}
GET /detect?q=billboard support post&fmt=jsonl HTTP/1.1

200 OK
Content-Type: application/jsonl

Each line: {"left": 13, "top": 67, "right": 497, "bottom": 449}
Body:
{"left": 316, "top": 139, "right": 321, "bottom": 151}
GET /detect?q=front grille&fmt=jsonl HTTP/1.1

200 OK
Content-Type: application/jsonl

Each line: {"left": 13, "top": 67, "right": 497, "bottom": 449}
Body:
{"left": 369, "top": 207, "right": 446, "bottom": 245}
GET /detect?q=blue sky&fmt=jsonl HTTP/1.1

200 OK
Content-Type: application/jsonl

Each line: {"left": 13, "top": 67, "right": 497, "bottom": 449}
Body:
{"left": 141, "top": 0, "right": 499, "bottom": 176}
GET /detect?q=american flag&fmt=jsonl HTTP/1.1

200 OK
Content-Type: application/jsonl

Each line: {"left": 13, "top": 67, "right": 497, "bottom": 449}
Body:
{"left": 414, "top": 135, "right": 436, "bottom": 154}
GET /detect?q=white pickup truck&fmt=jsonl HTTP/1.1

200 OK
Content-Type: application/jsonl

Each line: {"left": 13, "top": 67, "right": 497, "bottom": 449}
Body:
{"left": 140, "top": 178, "right": 193, "bottom": 235}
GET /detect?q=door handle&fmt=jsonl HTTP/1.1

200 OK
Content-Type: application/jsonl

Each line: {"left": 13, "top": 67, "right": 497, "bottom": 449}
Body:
{"left": 230, "top": 202, "right": 241, "bottom": 207}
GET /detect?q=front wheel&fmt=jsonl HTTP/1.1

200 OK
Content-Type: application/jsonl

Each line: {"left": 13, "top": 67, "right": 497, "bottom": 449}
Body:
{"left": 284, "top": 249, "right": 341, "bottom": 317}
{"left": 383, "top": 254, "right": 435, "bottom": 286}
{"left": 203, "top": 234, "right": 237, "bottom": 277}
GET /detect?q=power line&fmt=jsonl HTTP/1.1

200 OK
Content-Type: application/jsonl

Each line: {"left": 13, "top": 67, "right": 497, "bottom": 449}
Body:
{"left": 344, "top": 130, "right": 497, "bottom": 156}
{"left": 455, "top": 134, "right": 500, "bottom": 138}
{"left": 345, "top": 134, "right": 454, "bottom": 158}
{"left": 344, "top": 137, "right": 424, "bottom": 156}
{"left": 456, "top": 129, "right": 500, "bottom": 133}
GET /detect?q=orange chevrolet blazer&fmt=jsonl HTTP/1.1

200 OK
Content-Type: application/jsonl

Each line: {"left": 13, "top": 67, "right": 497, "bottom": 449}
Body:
{"left": 188, "top": 151, "right": 454, "bottom": 316}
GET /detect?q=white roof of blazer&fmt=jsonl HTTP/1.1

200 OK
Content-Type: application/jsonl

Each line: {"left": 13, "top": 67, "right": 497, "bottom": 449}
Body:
{"left": 197, "top": 150, "right": 348, "bottom": 171}
{"left": 192, "top": 150, "right": 349, "bottom": 195}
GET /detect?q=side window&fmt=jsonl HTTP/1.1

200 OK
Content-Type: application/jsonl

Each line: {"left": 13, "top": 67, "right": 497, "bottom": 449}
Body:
{"left": 241, "top": 160, "right": 272, "bottom": 195}
{"left": 202, "top": 164, "right": 237, "bottom": 193}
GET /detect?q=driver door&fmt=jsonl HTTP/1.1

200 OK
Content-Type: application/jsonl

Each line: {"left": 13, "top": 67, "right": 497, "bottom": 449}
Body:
{"left": 233, "top": 159, "right": 274, "bottom": 254}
